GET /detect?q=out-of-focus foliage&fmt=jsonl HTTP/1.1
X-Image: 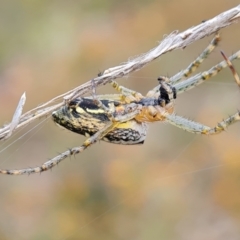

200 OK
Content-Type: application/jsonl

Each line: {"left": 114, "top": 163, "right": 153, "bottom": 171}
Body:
{"left": 0, "top": 0, "right": 240, "bottom": 239}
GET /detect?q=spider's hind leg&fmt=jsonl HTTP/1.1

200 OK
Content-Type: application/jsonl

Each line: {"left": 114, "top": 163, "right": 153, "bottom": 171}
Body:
{"left": 0, "top": 102, "right": 143, "bottom": 175}
{"left": 0, "top": 121, "right": 120, "bottom": 175}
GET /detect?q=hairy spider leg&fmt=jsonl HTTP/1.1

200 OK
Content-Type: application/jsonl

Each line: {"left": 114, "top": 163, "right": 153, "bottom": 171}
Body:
{"left": 107, "top": 77, "right": 176, "bottom": 106}
{"left": 90, "top": 75, "right": 142, "bottom": 121}
{"left": 90, "top": 77, "right": 144, "bottom": 120}
{"left": 0, "top": 105, "right": 142, "bottom": 175}
{"left": 164, "top": 52, "right": 240, "bottom": 134}
{"left": 148, "top": 34, "right": 222, "bottom": 97}
{"left": 174, "top": 50, "right": 240, "bottom": 94}
{"left": 0, "top": 122, "right": 118, "bottom": 175}
{"left": 165, "top": 112, "right": 240, "bottom": 135}
{"left": 170, "top": 33, "right": 220, "bottom": 84}
{"left": 97, "top": 33, "right": 218, "bottom": 85}
{"left": 220, "top": 51, "right": 240, "bottom": 86}
{"left": 110, "top": 80, "right": 144, "bottom": 102}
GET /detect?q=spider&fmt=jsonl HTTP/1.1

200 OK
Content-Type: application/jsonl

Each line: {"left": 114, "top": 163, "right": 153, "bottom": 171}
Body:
{"left": 1, "top": 34, "right": 240, "bottom": 175}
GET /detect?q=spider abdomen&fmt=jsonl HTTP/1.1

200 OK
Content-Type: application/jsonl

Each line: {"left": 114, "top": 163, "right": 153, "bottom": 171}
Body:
{"left": 52, "top": 98, "right": 148, "bottom": 145}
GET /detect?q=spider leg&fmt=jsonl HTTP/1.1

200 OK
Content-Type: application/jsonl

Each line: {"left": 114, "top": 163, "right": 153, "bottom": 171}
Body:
{"left": 147, "top": 34, "right": 221, "bottom": 97}
{"left": 174, "top": 50, "right": 240, "bottom": 94}
{"left": 220, "top": 51, "right": 240, "bottom": 86}
{"left": 91, "top": 90, "right": 142, "bottom": 122}
{"left": 166, "top": 53, "right": 240, "bottom": 135}
{"left": 165, "top": 112, "right": 240, "bottom": 135}
{"left": 110, "top": 80, "right": 144, "bottom": 102}
{"left": 0, "top": 122, "right": 118, "bottom": 175}
{"left": 90, "top": 78, "right": 138, "bottom": 120}
{"left": 0, "top": 104, "right": 142, "bottom": 175}
{"left": 97, "top": 71, "right": 142, "bottom": 98}
{"left": 170, "top": 33, "right": 220, "bottom": 84}
{"left": 105, "top": 35, "right": 219, "bottom": 101}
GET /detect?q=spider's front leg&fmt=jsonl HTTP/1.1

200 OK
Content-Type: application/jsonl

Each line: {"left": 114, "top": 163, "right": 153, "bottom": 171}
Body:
{"left": 170, "top": 33, "right": 220, "bottom": 84}
{"left": 165, "top": 52, "right": 240, "bottom": 135}
{"left": 174, "top": 50, "right": 240, "bottom": 94}
{"left": 149, "top": 33, "right": 221, "bottom": 96}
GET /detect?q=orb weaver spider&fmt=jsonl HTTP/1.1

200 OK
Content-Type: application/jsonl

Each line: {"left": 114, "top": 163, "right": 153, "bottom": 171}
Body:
{"left": 1, "top": 33, "right": 240, "bottom": 175}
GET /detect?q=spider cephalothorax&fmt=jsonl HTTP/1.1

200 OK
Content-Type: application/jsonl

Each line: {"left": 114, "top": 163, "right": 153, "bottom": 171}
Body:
{"left": 1, "top": 33, "right": 240, "bottom": 175}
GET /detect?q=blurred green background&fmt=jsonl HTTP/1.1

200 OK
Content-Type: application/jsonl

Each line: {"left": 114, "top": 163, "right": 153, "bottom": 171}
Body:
{"left": 0, "top": 0, "right": 240, "bottom": 239}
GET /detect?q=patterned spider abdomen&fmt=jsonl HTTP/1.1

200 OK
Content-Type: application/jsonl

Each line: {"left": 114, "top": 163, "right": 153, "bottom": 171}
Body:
{"left": 52, "top": 98, "right": 148, "bottom": 145}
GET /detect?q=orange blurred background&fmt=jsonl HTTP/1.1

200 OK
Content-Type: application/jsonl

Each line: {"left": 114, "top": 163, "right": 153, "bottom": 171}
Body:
{"left": 0, "top": 1, "right": 240, "bottom": 239}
